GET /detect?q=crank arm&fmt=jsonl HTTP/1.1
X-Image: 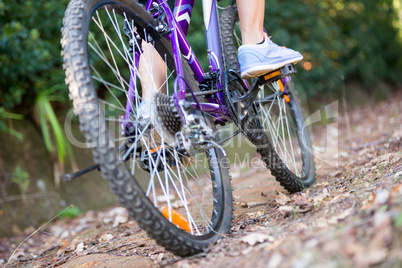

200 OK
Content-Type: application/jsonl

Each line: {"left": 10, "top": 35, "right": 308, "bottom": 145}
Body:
{"left": 231, "top": 81, "right": 261, "bottom": 107}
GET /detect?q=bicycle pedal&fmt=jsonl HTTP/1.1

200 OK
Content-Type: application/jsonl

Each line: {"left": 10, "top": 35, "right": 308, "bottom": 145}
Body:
{"left": 258, "top": 64, "right": 297, "bottom": 85}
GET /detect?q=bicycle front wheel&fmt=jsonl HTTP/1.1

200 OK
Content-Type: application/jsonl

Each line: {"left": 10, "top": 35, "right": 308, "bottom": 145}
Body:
{"left": 220, "top": 5, "right": 315, "bottom": 192}
{"left": 62, "top": 0, "right": 233, "bottom": 256}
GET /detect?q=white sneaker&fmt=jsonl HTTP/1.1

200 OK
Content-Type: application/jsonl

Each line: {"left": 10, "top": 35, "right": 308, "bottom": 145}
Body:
{"left": 238, "top": 37, "right": 303, "bottom": 79}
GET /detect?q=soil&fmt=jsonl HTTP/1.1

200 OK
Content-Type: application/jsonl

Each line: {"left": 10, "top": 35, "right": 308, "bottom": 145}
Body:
{"left": 1, "top": 91, "right": 401, "bottom": 268}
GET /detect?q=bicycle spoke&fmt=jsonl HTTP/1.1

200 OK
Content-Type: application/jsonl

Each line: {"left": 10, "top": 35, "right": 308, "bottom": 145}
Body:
{"left": 256, "top": 81, "right": 303, "bottom": 177}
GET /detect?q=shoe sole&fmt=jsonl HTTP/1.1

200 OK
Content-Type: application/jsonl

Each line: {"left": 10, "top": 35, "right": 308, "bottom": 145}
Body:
{"left": 240, "top": 56, "right": 303, "bottom": 80}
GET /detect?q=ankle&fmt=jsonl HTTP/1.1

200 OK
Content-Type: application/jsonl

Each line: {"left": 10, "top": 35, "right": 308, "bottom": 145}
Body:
{"left": 241, "top": 32, "right": 265, "bottom": 45}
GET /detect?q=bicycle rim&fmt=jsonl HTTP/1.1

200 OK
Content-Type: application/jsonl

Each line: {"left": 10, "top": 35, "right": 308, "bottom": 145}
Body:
{"left": 256, "top": 81, "right": 306, "bottom": 178}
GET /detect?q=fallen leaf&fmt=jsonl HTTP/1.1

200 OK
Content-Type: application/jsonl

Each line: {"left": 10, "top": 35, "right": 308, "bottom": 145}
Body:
{"left": 278, "top": 205, "right": 293, "bottom": 216}
{"left": 241, "top": 233, "right": 274, "bottom": 246}
{"left": 291, "top": 193, "right": 311, "bottom": 205}
{"left": 245, "top": 202, "right": 257, "bottom": 208}
{"left": 313, "top": 192, "right": 331, "bottom": 205}
{"left": 113, "top": 214, "right": 128, "bottom": 227}
{"left": 315, "top": 181, "right": 329, "bottom": 187}
{"left": 328, "top": 207, "right": 354, "bottom": 224}
{"left": 275, "top": 190, "right": 291, "bottom": 206}
{"left": 246, "top": 211, "right": 264, "bottom": 218}
{"left": 57, "top": 240, "right": 69, "bottom": 255}
{"left": 330, "top": 193, "right": 349, "bottom": 203}
{"left": 74, "top": 242, "right": 85, "bottom": 253}
{"left": 151, "top": 253, "right": 165, "bottom": 262}
{"left": 99, "top": 234, "right": 114, "bottom": 243}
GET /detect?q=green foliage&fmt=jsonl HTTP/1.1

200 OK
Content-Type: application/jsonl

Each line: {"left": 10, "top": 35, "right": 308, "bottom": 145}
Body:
{"left": 58, "top": 206, "right": 82, "bottom": 220}
{"left": 12, "top": 165, "right": 30, "bottom": 195}
{"left": 0, "top": 0, "right": 73, "bottom": 168}
{"left": 0, "top": 107, "right": 24, "bottom": 140}
{"left": 35, "top": 85, "right": 75, "bottom": 166}
{"left": 0, "top": 0, "right": 69, "bottom": 109}
{"left": 264, "top": 0, "right": 402, "bottom": 96}
{"left": 0, "top": 0, "right": 401, "bottom": 124}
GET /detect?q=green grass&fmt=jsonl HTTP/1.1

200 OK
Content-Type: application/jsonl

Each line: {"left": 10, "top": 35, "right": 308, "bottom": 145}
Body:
{"left": 35, "top": 85, "right": 75, "bottom": 169}
{"left": 58, "top": 206, "right": 81, "bottom": 220}
{"left": 0, "top": 107, "right": 24, "bottom": 140}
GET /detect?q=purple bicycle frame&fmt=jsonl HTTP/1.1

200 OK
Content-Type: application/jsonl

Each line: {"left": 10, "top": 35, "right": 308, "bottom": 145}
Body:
{"left": 125, "top": 0, "right": 230, "bottom": 127}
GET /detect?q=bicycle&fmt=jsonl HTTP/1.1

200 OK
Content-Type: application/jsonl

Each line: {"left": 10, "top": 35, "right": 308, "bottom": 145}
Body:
{"left": 61, "top": 0, "right": 316, "bottom": 256}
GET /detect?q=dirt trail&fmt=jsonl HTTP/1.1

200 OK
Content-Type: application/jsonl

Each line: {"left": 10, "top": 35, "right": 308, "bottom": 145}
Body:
{"left": 1, "top": 91, "right": 401, "bottom": 267}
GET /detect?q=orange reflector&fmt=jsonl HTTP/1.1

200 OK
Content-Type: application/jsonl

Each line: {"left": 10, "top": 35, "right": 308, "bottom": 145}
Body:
{"left": 161, "top": 206, "right": 191, "bottom": 232}
{"left": 263, "top": 70, "right": 281, "bottom": 81}
{"left": 278, "top": 79, "right": 284, "bottom": 92}
{"left": 284, "top": 95, "right": 290, "bottom": 103}
{"left": 149, "top": 145, "right": 164, "bottom": 154}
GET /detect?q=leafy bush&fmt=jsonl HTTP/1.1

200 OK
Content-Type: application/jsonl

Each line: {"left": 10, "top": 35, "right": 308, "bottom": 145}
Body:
{"left": 0, "top": 0, "right": 69, "bottom": 109}
{"left": 0, "top": 0, "right": 401, "bottom": 119}
{"left": 264, "top": 0, "right": 402, "bottom": 96}
{"left": 0, "top": 0, "right": 72, "bottom": 171}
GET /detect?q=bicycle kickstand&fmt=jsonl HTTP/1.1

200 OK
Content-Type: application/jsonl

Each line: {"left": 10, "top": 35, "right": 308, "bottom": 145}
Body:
{"left": 63, "top": 163, "right": 100, "bottom": 181}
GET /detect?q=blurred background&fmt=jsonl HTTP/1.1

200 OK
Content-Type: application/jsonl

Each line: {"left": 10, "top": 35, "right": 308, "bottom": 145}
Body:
{"left": 0, "top": 0, "right": 401, "bottom": 236}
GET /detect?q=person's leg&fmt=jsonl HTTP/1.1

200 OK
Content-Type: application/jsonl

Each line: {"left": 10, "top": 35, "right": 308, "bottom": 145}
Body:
{"left": 137, "top": 41, "right": 166, "bottom": 118}
{"left": 236, "top": 0, "right": 265, "bottom": 45}
{"left": 138, "top": 0, "right": 174, "bottom": 104}
{"left": 139, "top": 42, "right": 166, "bottom": 100}
{"left": 236, "top": 0, "right": 303, "bottom": 79}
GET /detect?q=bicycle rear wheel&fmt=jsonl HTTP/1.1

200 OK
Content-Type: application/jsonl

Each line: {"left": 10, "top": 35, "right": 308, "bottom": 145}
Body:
{"left": 62, "top": 0, "right": 233, "bottom": 256}
{"left": 220, "top": 6, "right": 315, "bottom": 192}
